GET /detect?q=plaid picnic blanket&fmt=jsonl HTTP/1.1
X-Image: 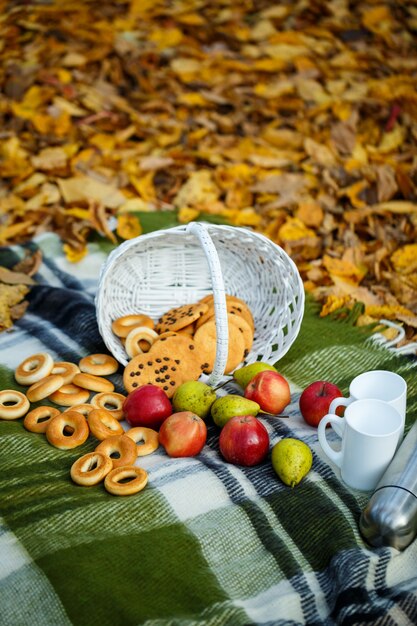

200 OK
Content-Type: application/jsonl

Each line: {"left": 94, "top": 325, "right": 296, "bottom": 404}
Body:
{"left": 1, "top": 230, "right": 417, "bottom": 626}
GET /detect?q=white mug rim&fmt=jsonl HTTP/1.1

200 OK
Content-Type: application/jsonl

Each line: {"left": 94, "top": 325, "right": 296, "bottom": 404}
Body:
{"left": 350, "top": 369, "right": 406, "bottom": 403}
{"left": 344, "top": 398, "right": 402, "bottom": 438}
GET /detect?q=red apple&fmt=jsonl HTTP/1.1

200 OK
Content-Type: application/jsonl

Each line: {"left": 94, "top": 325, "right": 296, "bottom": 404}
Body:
{"left": 219, "top": 415, "right": 270, "bottom": 466}
{"left": 123, "top": 384, "right": 172, "bottom": 430}
{"left": 159, "top": 411, "right": 207, "bottom": 457}
{"left": 244, "top": 370, "right": 291, "bottom": 415}
{"left": 299, "top": 380, "right": 343, "bottom": 427}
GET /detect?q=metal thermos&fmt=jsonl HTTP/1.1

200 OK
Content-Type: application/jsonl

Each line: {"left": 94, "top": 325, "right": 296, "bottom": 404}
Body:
{"left": 360, "top": 420, "right": 417, "bottom": 551}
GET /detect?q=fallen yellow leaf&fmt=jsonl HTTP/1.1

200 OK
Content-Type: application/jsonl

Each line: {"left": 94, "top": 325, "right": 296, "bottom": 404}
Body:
{"left": 278, "top": 217, "right": 315, "bottom": 242}
{"left": 365, "top": 304, "right": 414, "bottom": 319}
{"left": 177, "top": 207, "right": 200, "bottom": 223}
{"left": 116, "top": 214, "right": 142, "bottom": 239}
{"left": 63, "top": 244, "right": 88, "bottom": 263}
{"left": 320, "top": 295, "right": 351, "bottom": 317}
{"left": 323, "top": 254, "right": 367, "bottom": 284}
{"left": 391, "top": 244, "right": 417, "bottom": 274}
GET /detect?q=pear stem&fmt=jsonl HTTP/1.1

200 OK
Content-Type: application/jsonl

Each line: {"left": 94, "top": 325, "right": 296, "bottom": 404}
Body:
{"left": 259, "top": 412, "right": 289, "bottom": 419}
{"left": 213, "top": 378, "right": 234, "bottom": 391}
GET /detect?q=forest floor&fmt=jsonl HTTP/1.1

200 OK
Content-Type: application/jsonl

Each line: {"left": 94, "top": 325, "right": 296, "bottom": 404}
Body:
{"left": 1, "top": 0, "right": 417, "bottom": 349}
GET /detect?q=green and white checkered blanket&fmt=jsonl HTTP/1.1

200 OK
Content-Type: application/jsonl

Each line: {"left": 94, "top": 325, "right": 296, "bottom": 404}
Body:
{"left": 1, "top": 231, "right": 417, "bottom": 626}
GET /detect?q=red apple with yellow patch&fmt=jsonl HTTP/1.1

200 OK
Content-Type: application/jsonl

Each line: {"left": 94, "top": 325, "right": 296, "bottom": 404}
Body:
{"left": 244, "top": 370, "right": 291, "bottom": 415}
{"left": 159, "top": 411, "right": 207, "bottom": 457}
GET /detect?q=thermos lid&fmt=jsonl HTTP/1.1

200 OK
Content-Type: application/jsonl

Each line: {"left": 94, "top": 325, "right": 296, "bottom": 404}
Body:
{"left": 360, "top": 486, "right": 417, "bottom": 551}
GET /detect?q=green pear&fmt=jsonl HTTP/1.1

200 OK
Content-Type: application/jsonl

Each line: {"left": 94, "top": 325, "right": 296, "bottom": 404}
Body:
{"left": 271, "top": 439, "right": 312, "bottom": 488}
{"left": 233, "top": 362, "right": 276, "bottom": 389}
{"left": 211, "top": 394, "right": 260, "bottom": 428}
{"left": 172, "top": 381, "right": 217, "bottom": 420}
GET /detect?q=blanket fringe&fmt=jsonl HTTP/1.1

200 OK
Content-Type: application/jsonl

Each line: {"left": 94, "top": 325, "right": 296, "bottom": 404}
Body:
{"left": 369, "top": 319, "right": 417, "bottom": 357}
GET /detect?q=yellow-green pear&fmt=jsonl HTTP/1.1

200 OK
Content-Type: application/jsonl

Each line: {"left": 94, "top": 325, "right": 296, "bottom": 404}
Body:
{"left": 233, "top": 362, "right": 276, "bottom": 389}
{"left": 172, "top": 381, "right": 217, "bottom": 420}
{"left": 271, "top": 438, "right": 312, "bottom": 488}
{"left": 211, "top": 394, "right": 260, "bottom": 428}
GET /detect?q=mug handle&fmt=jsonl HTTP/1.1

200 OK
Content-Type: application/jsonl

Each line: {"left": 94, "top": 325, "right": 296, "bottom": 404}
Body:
{"left": 328, "top": 397, "right": 351, "bottom": 437}
{"left": 329, "top": 396, "right": 351, "bottom": 415}
{"left": 318, "top": 415, "right": 345, "bottom": 468}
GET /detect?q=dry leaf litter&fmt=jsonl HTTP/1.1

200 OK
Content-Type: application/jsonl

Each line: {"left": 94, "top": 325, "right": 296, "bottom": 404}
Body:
{"left": 0, "top": 1, "right": 417, "bottom": 348}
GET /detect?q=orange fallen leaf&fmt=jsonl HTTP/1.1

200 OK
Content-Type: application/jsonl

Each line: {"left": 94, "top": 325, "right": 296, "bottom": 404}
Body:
{"left": 116, "top": 214, "right": 142, "bottom": 239}
{"left": 391, "top": 245, "right": 417, "bottom": 275}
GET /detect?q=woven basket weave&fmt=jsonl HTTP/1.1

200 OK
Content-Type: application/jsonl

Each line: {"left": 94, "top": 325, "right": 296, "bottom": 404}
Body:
{"left": 95, "top": 222, "right": 305, "bottom": 385}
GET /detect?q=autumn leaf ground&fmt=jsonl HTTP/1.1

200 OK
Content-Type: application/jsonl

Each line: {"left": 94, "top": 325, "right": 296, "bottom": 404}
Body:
{"left": 0, "top": 0, "right": 416, "bottom": 345}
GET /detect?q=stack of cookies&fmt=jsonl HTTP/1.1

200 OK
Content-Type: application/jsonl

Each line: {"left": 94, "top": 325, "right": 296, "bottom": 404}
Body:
{"left": 112, "top": 294, "right": 255, "bottom": 398}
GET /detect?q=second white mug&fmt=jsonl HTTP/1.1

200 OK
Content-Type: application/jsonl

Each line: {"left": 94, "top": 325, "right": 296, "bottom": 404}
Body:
{"left": 329, "top": 370, "right": 407, "bottom": 441}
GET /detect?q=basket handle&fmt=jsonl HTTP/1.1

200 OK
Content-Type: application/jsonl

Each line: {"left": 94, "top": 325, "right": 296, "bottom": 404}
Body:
{"left": 186, "top": 222, "right": 229, "bottom": 386}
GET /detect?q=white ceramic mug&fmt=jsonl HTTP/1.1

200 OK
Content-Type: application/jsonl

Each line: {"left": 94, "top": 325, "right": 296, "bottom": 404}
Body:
{"left": 329, "top": 370, "right": 407, "bottom": 442}
{"left": 318, "top": 399, "right": 403, "bottom": 491}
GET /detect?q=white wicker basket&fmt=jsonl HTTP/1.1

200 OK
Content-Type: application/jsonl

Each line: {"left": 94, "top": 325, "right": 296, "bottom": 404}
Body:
{"left": 95, "top": 222, "right": 305, "bottom": 385}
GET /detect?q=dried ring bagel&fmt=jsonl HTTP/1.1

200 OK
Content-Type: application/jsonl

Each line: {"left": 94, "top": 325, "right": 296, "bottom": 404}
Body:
{"left": 125, "top": 326, "right": 159, "bottom": 358}
{"left": 95, "top": 434, "right": 137, "bottom": 468}
{"left": 70, "top": 452, "right": 113, "bottom": 486}
{"left": 112, "top": 314, "right": 155, "bottom": 338}
{"left": 104, "top": 465, "right": 148, "bottom": 496}
{"left": 88, "top": 409, "right": 124, "bottom": 441}
{"left": 26, "top": 374, "right": 65, "bottom": 403}
{"left": 0, "top": 390, "right": 30, "bottom": 420}
{"left": 72, "top": 373, "right": 115, "bottom": 393}
{"left": 15, "top": 352, "right": 54, "bottom": 385}
{"left": 63, "top": 403, "right": 94, "bottom": 417}
{"left": 51, "top": 361, "right": 80, "bottom": 385}
{"left": 49, "top": 383, "right": 90, "bottom": 406}
{"left": 46, "top": 410, "right": 89, "bottom": 450}
{"left": 79, "top": 354, "right": 119, "bottom": 376}
{"left": 90, "top": 392, "right": 126, "bottom": 421}
{"left": 24, "top": 406, "right": 61, "bottom": 433}
{"left": 125, "top": 427, "right": 159, "bottom": 456}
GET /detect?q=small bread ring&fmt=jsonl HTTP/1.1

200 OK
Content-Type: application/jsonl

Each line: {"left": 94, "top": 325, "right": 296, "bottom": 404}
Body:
{"left": 95, "top": 434, "right": 137, "bottom": 469}
{"left": 72, "top": 373, "right": 114, "bottom": 393}
{"left": 23, "top": 406, "right": 61, "bottom": 433}
{"left": 70, "top": 452, "right": 113, "bottom": 486}
{"left": 125, "top": 326, "right": 159, "bottom": 358}
{"left": 15, "top": 353, "right": 54, "bottom": 385}
{"left": 104, "top": 465, "right": 148, "bottom": 496}
{"left": 125, "top": 427, "right": 159, "bottom": 457}
{"left": 79, "top": 354, "right": 119, "bottom": 376}
{"left": 46, "top": 410, "right": 90, "bottom": 450}
{"left": 88, "top": 409, "right": 124, "bottom": 441}
{"left": 0, "top": 390, "right": 30, "bottom": 420}
{"left": 49, "top": 384, "right": 90, "bottom": 406}
{"left": 64, "top": 403, "right": 94, "bottom": 417}
{"left": 51, "top": 362, "right": 80, "bottom": 385}
{"left": 90, "top": 392, "right": 126, "bottom": 421}
{"left": 26, "top": 374, "right": 64, "bottom": 403}
{"left": 111, "top": 314, "right": 155, "bottom": 338}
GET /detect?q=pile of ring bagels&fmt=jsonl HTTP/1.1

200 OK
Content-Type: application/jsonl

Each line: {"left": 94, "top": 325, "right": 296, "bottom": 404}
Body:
{"left": 0, "top": 352, "right": 152, "bottom": 496}
{"left": 0, "top": 294, "right": 254, "bottom": 496}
